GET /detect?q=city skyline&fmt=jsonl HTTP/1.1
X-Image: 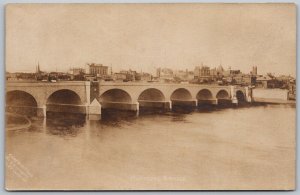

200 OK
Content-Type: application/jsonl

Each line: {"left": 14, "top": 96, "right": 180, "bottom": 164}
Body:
{"left": 6, "top": 62, "right": 293, "bottom": 78}
{"left": 6, "top": 4, "right": 296, "bottom": 76}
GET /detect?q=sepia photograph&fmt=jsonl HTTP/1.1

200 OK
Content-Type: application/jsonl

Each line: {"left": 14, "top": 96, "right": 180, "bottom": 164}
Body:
{"left": 5, "top": 3, "right": 296, "bottom": 190}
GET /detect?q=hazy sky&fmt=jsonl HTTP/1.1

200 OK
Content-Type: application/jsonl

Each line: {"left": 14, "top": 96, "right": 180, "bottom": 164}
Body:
{"left": 6, "top": 3, "right": 296, "bottom": 76}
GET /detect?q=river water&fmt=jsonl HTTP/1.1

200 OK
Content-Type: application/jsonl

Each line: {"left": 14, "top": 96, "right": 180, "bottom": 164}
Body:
{"left": 5, "top": 104, "right": 295, "bottom": 190}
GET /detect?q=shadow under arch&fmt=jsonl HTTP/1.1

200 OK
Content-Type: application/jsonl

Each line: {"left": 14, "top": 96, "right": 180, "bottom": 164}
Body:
{"left": 138, "top": 88, "right": 165, "bottom": 102}
{"left": 99, "top": 89, "right": 135, "bottom": 115}
{"left": 170, "top": 88, "right": 193, "bottom": 101}
{"left": 6, "top": 90, "right": 38, "bottom": 116}
{"left": 138, "top": 88, "right": 168, "bottom": 111}
{"left": 100, "top": 88, "right": 132, "bottom": 103}
{"left": 170, "top": 88, "right": 195, "bottom": 112}
{"left": 46, "top": 89, "right": 85, "bottom": 118}
{"left": 236, "top": 90, "right": 246, "bottom": 102}
{"left": 216, "top": 90, "right": 230, "bottom": 100}
{"left": 196, "top": 89, "right": 215, "bottom": 108}
{"left": 197, "top": 89, "right": 213, "bottom": 100}
{"left": 216, "top": 89, "right": 231, "bottom": 107}
{"left": 47, "top": 89, "right": 83, "bottom": 105}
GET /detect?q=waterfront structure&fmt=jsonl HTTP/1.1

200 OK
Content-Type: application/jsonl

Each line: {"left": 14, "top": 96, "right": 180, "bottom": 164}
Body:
{"left": 6, "top": 81, "right": 251, "bottom": 119}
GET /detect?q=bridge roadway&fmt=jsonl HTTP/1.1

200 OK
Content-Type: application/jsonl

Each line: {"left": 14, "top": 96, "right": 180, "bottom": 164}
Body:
{"left": 6, "top": 81, "right": 252, "bottom": 119}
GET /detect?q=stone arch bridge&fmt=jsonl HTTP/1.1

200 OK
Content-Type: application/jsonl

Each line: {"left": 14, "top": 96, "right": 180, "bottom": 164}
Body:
{"left": 6, "top": 81, "right": 252, "bottom": 118}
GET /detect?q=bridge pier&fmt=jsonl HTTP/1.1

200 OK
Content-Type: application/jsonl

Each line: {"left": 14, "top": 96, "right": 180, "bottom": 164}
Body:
{"left": 87, "top": 99, "right": 101, "bottom": 120}
{"left": 37, "top": 105, "right": 46, "bottom": 118}
{"left": 232, "top": 97, "right": 238, "bottom": 105}
{"left": 168, "top": 100, "right": 172, "bottom": 110}
{"left": 245, "top": 87, "right": 252, "bottom": 102}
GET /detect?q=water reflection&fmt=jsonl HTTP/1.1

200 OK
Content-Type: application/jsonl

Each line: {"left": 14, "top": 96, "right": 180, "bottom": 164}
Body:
{"left": 6, "top": 102, "right": 296, "bottom": 136}
{"left": 44, "top": 112, "right": 86, "bottom": 136}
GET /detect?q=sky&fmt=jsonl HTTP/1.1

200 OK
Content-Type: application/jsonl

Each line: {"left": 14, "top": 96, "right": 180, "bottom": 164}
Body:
{"left": 6, "top": 3, "right": 296, "bottom": 76}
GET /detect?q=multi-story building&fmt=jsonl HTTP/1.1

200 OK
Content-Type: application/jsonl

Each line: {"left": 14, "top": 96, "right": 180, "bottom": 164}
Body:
{"left": 120, "top": 69, "right": 137, "bottom": 81}
{"left": 135, "top": 72, "right": 152, "bottom": 82}
{"left": 194, "top": 65, "right": 210, "bottom": 78}
{"left": 194, "top": 65, "right": 214, "bottom": 83}
{"left": 157, "top": 68, "right": 174, "bottom": 82}
{"left": 113, "top": 72, "right": 127, "bottom": 81}
{"left": 88, "top": 63, "right": 108, "bottom": 77}
{"left": 251, "top": 66, "right": 258, "bottom": 75}
{"left": 70, "top": 68, "right": 85, "bottom": 75}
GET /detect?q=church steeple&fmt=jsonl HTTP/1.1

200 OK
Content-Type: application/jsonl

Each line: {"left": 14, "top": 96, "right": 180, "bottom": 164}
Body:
{"left": 36, "top": 61, "right": 41, "bottom": 74}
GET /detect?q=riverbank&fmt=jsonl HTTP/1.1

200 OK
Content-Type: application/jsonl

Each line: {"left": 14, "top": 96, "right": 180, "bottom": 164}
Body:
{"left": 252, "top": 88, "right": 295, "bottom": 105}
{"left": 253, "top": 98, "right": 296, "bottom": 105}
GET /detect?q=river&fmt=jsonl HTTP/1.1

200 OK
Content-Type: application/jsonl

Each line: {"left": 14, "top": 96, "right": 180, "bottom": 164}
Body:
{"left": 5, "top": 104, "right": 295, "bottom": 190}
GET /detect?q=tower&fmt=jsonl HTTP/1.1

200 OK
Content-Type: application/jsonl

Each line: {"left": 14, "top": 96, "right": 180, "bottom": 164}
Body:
{"left": 36, "top": 62, "right": 41, "bottom": 74}
{"left": 156, "top": 68, "right": 161, "bottom": 78}
{"left": 252, "top": 66, "right": 257, "bottom": 75}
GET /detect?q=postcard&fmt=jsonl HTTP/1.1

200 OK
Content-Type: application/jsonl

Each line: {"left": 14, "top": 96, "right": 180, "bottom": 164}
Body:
{"left": 5, "top": 3, "right": 296, "bottom": 190}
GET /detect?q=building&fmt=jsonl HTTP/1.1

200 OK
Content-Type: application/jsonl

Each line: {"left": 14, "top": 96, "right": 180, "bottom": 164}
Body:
{"left": 216, "top": 65, "right": 224, "bottom": 75}
{"left": 6, "top": 72, "right": 18, "bottom": 81}
{"left": 157, "top": 68, "right": 174, "bottom": 82}
{"left": 83, "top": 74, "right": 97, "bottom": 81}
{"left": 256, "top": 76, "right": 275, "bottom": 88}
{"left": 194, "top": 65, "right": 216, "bottom": 83}
{"left": 194, "top": 65, "right": 210, "bottom": 79}
{"left": 113, "top": 72, "right": 127, "bottom": 81}
{"left": 70, "top": 68, "right": 85, "bottom": 75}
{"left": 120, "top": 69, "right": 137, "bottom": 81}
{"left": 88, "top": 63, "right": 108, "bottom": 77}
{"left": 136, "top": 72, "right": 152, "bottom": 82}
{"left": 156, "top": 68, "right": 161, "bottom": 78}
{"left": 251, "top": 66, "right": 257, "bottom": 75}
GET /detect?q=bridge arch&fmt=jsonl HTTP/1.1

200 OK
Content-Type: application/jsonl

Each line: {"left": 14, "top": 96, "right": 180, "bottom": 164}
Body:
{"left": 47, "top": 89, "right": 83, "bottom": 105}
{"left": 236, "top": 90, "right": 245, "bottom": 102}
{"left": 216, "top": 90, "right": 230, "bottom": 99}
{"left": 6, "top": 90, "right": 38, "bottom": 116}
{"left": 170, "top": 88, "right": 193, "bottom": 101}
{"left": 6, "top": 90, "right": 38, "bottom": 107}
{"left": 100, "top": 88, "right": 132, "bottom": 103}
{"left": 138, "top": 88, "right": 165, "bottom": 102}
{"left": 196, "top": 89, "right": 213, "bottom": 100}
